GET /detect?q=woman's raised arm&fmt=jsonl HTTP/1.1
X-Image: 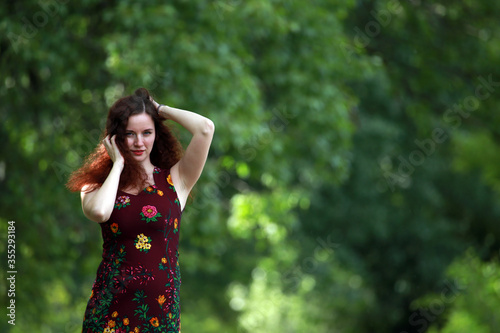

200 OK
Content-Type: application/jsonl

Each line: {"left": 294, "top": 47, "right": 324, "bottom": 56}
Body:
{"left": 157, "top": 104, "right": 214, "bottom": 209}
{"left": 81, "top": 135, "right": 124, "bottom": 223}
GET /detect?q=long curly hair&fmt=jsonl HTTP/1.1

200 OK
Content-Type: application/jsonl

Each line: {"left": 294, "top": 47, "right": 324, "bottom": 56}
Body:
{"left": 67, "top": 88, "right": 183, "bottom": 193}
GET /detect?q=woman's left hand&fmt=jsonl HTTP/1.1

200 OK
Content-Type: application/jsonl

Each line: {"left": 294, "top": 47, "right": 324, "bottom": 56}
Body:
{"left": 149, "top": 96, "right": 160, "bottom": 111}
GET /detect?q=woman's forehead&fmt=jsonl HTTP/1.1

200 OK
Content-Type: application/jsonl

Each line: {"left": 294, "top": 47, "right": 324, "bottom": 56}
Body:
{"left": 126, "top": 113, "right": 154, "bottom": 130}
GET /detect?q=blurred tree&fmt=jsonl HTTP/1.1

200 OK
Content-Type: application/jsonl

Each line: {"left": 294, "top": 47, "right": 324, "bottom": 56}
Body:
{"left": 425, "top": 249, "right": 500, "bottom": 333}
{"left": 303, "top": 0, "right": 500, "bottom": 331}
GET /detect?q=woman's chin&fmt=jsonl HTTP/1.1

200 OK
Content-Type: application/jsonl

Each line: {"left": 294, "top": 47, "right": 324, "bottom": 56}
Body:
{"left": 131, "top": 153, "right": 149, "bottom": 162}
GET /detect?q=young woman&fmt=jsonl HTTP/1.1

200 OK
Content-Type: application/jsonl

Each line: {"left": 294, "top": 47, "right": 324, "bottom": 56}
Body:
{"left": 67, "top": 88, "right": 214, "bottom": 332}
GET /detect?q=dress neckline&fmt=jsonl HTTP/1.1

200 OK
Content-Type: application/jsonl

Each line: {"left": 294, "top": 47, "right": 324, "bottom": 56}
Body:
{"left": 118, "top": 167, "right": 159, "bottom": 196}
{"left": 118, "top": 185, "right": 155, "bottom": 197}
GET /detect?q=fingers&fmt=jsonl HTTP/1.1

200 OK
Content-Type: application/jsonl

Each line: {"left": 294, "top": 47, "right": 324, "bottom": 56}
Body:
{"left": 102, "top": 135, "right": 110, "bottom": 150}
{"left": 103, "top": 135, "right": 116, "bottom": 147}
{"left": 107, "top": 135, "right": 125, "bottom": 164}
{"left": 148, "top": 97, "right": 160, "bottom": 110}
{"left": 102, "top": 136, "right": 110, "bottom": 156}
{"left": 105, "top": 135, "right": 115, "bottom": 150}
{"left": 103, "top": 135, "right": 116, "bottom": 158}
{"left": 110, "top": 134, "right": 117, "bottom": 149}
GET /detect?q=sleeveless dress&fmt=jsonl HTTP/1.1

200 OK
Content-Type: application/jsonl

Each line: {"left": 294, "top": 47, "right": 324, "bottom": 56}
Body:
{"left": 82, "top": 167, "right": 182, "bottom": 333}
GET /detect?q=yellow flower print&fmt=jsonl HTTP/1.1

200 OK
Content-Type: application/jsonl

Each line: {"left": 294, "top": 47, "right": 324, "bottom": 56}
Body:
{"left": 157, "top": 190, "right": 164, "bottom": 196}
{"left": 123, "top": 317, "right": 129, "bottom": 326}
{"left": 134, "top": 327, "right": 140, "bottom": 333}
{"left": 134, "top": 234, "right": 152, "bottom": 253}
{"left": 103, "top": 328, "right": 114, "bottom": 333}
{"left": 112, "top": 311, "right": 118, "bottom": 318}
{"left": 157, "top": 294, "right": 166, "bottom": 306}
{"left": 108, "top": 319, "right": 116, "bottom": 328}
{"left": 146, "top": 186, "right": 154, "bottom": 192}
{"left": 161, "top": 257, "right": 167, "bottom": 264}
{"left": 167, "top": 174, "right": 174, "bottom": 186}
{"left": 173, "top": 218, "right": 179, "bottom": 234}
{"left": 169, "top": 312, "right": 172, "bottom": 320}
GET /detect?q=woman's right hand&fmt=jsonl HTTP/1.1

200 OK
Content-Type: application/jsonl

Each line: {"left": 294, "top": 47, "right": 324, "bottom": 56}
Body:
{"left": 82, "top": 135, "right": 124, "bottom": 223}
{"left": 103, "top": 135, "right": 125, "bottom": 168}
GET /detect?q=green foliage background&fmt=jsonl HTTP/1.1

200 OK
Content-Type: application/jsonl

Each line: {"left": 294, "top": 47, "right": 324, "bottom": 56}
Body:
{"left": 1, "top": 0, "right": 500, "bottom": 332}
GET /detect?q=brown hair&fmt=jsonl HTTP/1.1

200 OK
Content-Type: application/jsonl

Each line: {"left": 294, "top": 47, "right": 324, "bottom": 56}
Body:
{"left": 66, "top": 88, "right": 183, "bottom": 193}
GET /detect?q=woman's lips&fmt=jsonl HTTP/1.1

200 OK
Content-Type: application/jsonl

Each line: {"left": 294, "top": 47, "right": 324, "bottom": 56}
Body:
{"left": 132, "top": 150, "right": 144, "bottom": 156}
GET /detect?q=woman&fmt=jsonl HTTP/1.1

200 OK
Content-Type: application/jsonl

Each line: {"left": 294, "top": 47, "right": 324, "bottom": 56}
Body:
{"left": 67, "top": 88, "right": 214, "bottom": 333}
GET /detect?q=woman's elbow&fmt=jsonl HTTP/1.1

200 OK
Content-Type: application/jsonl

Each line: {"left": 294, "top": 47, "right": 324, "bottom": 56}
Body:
{"left": 81, "top": 188, "right": 111, "bottom": 223}
{"left": 85, "top": 208, "right": 110, "bottom": 223}
{"left": 202, "top": 118, "right": 215, "bottom": 136}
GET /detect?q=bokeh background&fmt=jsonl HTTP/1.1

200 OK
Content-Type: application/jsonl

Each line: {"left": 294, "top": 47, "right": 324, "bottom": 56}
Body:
{"left": 2, "top": 0, "right": 500, "bottom": 332}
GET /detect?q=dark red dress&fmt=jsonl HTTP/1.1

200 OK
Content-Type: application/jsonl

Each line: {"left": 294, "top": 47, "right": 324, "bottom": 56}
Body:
{"left": 82, "top": 167, "right": 182, "bottom": 333}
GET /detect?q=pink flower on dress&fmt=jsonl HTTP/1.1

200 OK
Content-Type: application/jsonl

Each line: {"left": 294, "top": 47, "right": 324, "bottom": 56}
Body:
{"left": 140, "top": 205, "right": 162, "bottom": 223}
{"left": 142, "top": 205, "right": 158, "bottom": 218}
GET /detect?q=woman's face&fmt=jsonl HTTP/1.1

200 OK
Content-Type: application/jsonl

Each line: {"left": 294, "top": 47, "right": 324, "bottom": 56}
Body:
{"left": 124, "top": 113, "right": 156, "bottom": 164}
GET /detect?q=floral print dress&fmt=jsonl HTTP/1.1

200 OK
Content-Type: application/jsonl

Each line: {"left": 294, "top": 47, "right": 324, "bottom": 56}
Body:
{"left": 82, "top": 168, "right": 182, "bottom": 333}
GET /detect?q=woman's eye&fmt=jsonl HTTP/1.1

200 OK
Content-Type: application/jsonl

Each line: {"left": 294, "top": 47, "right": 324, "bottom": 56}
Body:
{"left": 126, "top": 133, "right": 135, "bottom": 137}
{"left": 144, "top": 131, "right": 152, "bottom": 135}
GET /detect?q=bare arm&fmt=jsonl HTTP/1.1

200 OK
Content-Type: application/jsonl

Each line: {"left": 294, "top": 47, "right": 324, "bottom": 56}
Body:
{"left": 157, "top": 104, "right": 215, "bottom": 208}
{"left": 81, "top": 135, "right": 124, "bottom": 223}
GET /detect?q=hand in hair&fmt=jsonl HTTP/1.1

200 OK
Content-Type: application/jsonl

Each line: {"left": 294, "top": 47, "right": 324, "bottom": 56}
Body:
{"left": 134, "top": 87, "right": 159, "bottom": 109}
{"left": 103, "top": 135, "right": 125, "bottom": 168}
{"left": 148, "top": 96, "right": 164, "bottom": 115}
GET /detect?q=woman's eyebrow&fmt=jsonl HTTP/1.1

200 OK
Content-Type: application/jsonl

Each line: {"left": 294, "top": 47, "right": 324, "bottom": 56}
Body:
{"left": 125, "top": 128, "right": 154, "bottom": 132}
